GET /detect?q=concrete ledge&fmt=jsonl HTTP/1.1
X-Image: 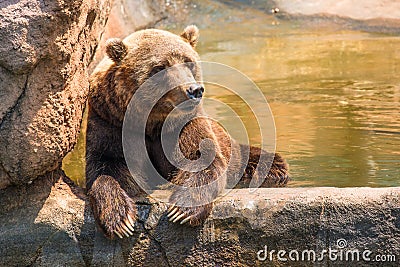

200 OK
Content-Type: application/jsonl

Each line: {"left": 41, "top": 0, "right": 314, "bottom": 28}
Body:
{"left": 0, "top": 174, "right": 399, "bottom": 266}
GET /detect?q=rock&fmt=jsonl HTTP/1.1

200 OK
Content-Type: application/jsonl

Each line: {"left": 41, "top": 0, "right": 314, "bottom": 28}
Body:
{"left": 155, "top": 0, "right": 400, "bottom": 35}
{"left": 0, "top": 170, "right": 90, "bottom": 266}
{"left": 0, "top": 0, "right": 112, "bottom": 188}
{"left": 1, "top": 176, "right": 398, "bottom": 266}
{"left": 273, "top": 0, "right": 400, "bottom": 34}
{"left": 274, "top": 0, "right": 400, "bottom": 20}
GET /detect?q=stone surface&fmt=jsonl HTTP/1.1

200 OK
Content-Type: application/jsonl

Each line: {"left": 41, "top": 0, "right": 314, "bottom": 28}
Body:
{"left": 0, "top": 0, "right": 112, "bottom": 188}
{"left": 274, "top": 0, "right": 400, "bottom": 35}
{"left": 275, "top": 0, "right": 400, "bottom": 20}
{"left": 1, "top": 176, "right": 398, "bottom": 266}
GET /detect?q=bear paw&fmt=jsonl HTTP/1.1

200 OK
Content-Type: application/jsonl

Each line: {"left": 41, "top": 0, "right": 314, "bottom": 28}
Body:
{"left": 167, "top": 203, "right": 213, "bottom": 226}
{"left": 88, "top": 175, "right": 136, "bottom": 239}
{"left": 265, "top": 153, "right": 290, "bottom": 187}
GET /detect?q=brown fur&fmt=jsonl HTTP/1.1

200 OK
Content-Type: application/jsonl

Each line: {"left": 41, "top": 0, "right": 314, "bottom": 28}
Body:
{"left": 86, "top": 25, "right": 289, "bottom": 239}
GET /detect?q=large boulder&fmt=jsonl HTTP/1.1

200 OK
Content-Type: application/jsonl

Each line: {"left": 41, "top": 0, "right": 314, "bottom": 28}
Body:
{"left": 0, "top": 0, "right": 112, "bottom": 188}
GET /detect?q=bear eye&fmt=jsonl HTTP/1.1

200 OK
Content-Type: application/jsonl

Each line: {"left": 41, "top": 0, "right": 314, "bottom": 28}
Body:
{"left": 150, "top": 66, "right": 166, "bottom": 77}
{"left": 186, "top": 61, "right": 196, "bottom": 74}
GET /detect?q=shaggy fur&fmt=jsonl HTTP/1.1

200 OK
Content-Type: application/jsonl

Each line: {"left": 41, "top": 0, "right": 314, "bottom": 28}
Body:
{"left": 86, "top": 25, "right": 290, "bottom": 239}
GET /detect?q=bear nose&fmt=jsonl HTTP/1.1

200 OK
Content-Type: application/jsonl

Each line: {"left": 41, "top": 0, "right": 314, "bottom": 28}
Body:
{"left": 186, "top": 84, "right": 204, "bottom": 100}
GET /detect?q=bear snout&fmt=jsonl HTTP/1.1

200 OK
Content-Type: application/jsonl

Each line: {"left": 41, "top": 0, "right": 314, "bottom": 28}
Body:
{"left": 186, "top": 84, "right": 204, "bottom": 100}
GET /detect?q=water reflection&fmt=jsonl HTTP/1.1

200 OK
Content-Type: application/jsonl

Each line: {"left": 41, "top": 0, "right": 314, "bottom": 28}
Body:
{"left": 199, "top": 20, "right": 400, "bottom": 187}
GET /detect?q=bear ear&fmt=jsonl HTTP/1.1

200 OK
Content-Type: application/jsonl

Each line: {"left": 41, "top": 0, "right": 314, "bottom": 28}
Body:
{"left": 180, "top": 25, "right": 199, "bottom": 48}
{"left": 105, "top": 38, "right": 128, "bottom": 63}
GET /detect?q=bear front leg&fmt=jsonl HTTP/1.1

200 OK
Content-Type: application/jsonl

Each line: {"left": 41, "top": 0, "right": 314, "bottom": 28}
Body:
{"left": 85, "top": 109, "right": 142, "bottom": 239}
{"left": 87, "top": 175, "right": 136, "bottom": 239}
{"left": 165, "top": 118, "right": 228, "bottom": 225}
{"left": 86, "top": 155, "right": 139, "bottom": 239}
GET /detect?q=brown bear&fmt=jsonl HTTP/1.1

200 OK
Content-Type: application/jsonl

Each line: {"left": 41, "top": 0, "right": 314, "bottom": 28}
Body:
{"left": 86, "top": 25, "right": 289, "bottom": 239}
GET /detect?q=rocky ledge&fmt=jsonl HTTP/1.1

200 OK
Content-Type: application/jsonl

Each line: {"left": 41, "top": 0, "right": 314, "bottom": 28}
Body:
{"left": 1, "top": 172, "right": 398, "bottom": 266}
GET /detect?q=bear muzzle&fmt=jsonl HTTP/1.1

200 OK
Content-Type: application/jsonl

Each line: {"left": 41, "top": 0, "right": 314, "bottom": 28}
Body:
{"left": 173, "top": 84, "right": 203, "bottom": 112}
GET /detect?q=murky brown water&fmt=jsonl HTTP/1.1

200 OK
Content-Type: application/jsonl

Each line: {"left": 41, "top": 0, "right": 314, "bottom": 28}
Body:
{"left": 63, "top": 18, "right": 400, "bottom": 187}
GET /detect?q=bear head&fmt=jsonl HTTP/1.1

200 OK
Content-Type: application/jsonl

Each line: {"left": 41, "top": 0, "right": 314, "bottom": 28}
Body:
{"left": 97, "top": 25, "right": 204, "bottom": 129}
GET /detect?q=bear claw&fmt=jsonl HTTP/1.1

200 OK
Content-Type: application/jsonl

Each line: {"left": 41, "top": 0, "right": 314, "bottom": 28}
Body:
{"left": 167, "top": 204, "right": 211, "bottom": 225}
{"left": 114, "top": 230, "right": 123, "bottom": 239}
{"left": 167, "top": 207, "right": 179, "bottom": 218}
{"left": 167, "top": 207, "right": 190, "bottom": 224}
{"left": 180, "top": 216, "right": 192, "bottom": 224}
{"left": 116, "top": 213, "right": 135, "bottom": 238}
{"left": 114, "top": 217, "right": 134, "bottom": 238}
{"left": 118, "top": 226, "right": 130, "bottom": 238}
{"left": 122, "top": 223, "right": 133, "bottom": 235}
{"left": 124, "top": 218, "right": 135, "bottom": 232}
{"left": 173, "top": 213, "right": 186, "bottom": 223}
{"left": 108, "top": 211, "right": 136, "bottom": 239}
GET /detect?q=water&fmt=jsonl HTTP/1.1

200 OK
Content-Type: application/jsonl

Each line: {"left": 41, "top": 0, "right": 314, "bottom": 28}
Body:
{"left": 63, "top": 18, "right": 400, "bottom": 187}
{"left": 62, "top": 109, "right": 87, "bottom": 188}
